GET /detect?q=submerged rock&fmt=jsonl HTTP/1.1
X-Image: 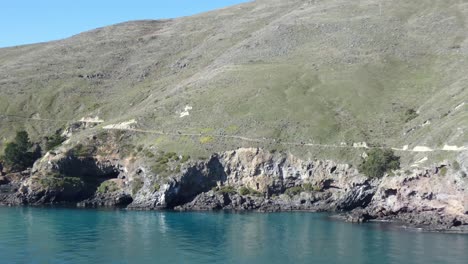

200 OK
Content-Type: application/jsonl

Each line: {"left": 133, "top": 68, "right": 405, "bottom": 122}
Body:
{"left": 341, "top": 208, "right": 374, "bottom": 223}
{"left": 77, "top": 192, "right": 133, "bottom": 208}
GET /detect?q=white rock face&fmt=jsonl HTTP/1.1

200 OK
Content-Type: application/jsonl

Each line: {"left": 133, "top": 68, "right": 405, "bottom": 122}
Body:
{"left": 103, "top": 120, "right": 137, "bottom": 130}
{"left": 353, "top": 142, "right": 369, "bottom": 148}
{"left": 416, "top": 157, "right": 428, "bottom": 163}
{"left": 180, "top": 105, "right": 193, "bottom": 118}
{"left": 422, "top": 120, "right": 431, "bottom": 127}
{"left": 80, "top": 116, "right": 104, "bottom": 123}
{"left": 411, "top": 157, "right": 428, "bottom": 167}
{"left": 442, "top": 145, "right": 467, "bottom": 151}
{"left": 413, "top": 146, "right": 433, "bottom": 152}
{"left": 454, "top": 102, "right": 465, "bottom": 110}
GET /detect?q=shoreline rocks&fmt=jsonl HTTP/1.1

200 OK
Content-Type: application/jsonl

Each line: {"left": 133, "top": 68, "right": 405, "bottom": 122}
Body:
{"left": 0, "top": 147, "right": 467, "bottom": 232}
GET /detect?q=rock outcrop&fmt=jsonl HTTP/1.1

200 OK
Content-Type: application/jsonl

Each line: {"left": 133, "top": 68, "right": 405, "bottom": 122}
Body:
{"left": 1, "top": 145, "right": 467, "bottom": 232}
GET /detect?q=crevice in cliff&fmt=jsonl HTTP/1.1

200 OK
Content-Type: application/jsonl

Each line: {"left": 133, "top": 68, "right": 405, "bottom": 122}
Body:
{"left": 165, "top": 156, "right": 227, "bottom": 208}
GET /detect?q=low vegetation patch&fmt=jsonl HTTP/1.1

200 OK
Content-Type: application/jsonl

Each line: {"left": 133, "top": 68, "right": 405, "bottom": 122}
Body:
{"left": 284, "top": 183, "right": 320, "bottom": 197}
{"left": 69, "top": 144, "right": 96, "bottom": 157}
{"left": 164, "top": 152, "right": 179, "bottom": 160}
{"left": 39, "top": 176, "right": 84, "bottom": 190}
{"left": 119, "top": 144, "right": 137, "bottom": 157}
{"left": 180, "top": 155, "right": 190, "bottom": 163}
{"left": 143, "top": 150, "right": 155, "bottom": 158}
{"left": 284, "top": 186, "right": 304, "bottom": 197}
{"left": 439, "top": 167, "right": 448, "bottom": 176}
{"left": 150, "top": 151, "right": 186, "bottom": 177}
{"left": 302, "top": 183, "right": 321, "bottom": 192}
{"left": 358, "top": 149, "right": 400, "bottom": 178}
{"left": 151, "top": 163, "right": 169, "bottom": 176}
{"left": 216, "top": 186, "right": 237, "bottom": 195}
{"left": 239, "top": 186, "right": 263, "bottom": 197}
{"left": 132, "top": 178, "right": 144, "bottom": 195}
{"left": 153, "top": 183, "right": 161, "bottom": 192}
{"left": 199, "top": 136, "right": 214, "bottom": 144}
{"left": 45, "top": 132, "right": 67, "bottom": 151}
{"left": 97, "top": 181, "right": 119, "bottom": 194}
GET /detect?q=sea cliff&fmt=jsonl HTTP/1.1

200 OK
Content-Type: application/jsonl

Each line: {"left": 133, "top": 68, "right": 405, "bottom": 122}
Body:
{"left": 1, "top": 132, "right": 466, "bottom": 232}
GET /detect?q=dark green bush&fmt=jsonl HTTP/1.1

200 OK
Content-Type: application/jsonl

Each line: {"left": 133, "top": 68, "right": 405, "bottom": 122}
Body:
{"left": 358, "top": 149, "right": 400, "bottom": 178}
{"left": 45, "top": 132, "right": 66, "bottom": 151}
{"left": 4, "top": 131, "right": 38, "bottom": 171}
{"left": 404, "top": 108, "right": 418, "bottom": 122}
{"left": 156, "top": 156, "right": 169, "bottom": 164}
{"left": 144, "top": 151, "right": 155, "bottom": 158}
{"left": 164, "top": 152, "right": 178, "bottom": 160}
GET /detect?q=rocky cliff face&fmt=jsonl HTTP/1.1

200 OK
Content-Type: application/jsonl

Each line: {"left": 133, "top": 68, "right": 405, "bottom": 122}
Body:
{"left": 177, "top": 148, "right": 468, "bottom": 232}
{"left": 1, "top": 143, "right": 467, "bottom": 232}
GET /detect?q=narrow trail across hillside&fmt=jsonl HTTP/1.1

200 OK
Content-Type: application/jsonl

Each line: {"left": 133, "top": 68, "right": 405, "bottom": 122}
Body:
{"left": 105, "top": 127, "right": 465, "bottom": 153}
{"left": 1, "top": 114, "right": 466, "bottom": 153}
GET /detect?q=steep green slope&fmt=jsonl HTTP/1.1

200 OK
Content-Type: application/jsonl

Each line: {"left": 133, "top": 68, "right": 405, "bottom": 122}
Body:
{"left": 0, "top": 0, "right": 466, "bottom": 163}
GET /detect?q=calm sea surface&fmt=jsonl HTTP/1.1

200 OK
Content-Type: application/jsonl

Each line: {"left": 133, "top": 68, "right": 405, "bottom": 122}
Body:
{"left": 0, "top": 207, "right": 466, "bottom": 264}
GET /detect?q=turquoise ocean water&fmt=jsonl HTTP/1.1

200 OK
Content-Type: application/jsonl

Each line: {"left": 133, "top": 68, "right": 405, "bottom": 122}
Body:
{"left": 0, "top": 207, "right": 466, "bottom": 264}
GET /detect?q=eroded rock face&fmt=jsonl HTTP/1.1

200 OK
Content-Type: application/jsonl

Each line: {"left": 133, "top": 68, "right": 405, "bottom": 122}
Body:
{"left": 175, "top": 148, "right": 468, "bottom": 231}
{"left": 10, "top": 148, "right": 125, "bottom": 205}
{"left": 218, "top": 148, "right": 363, "bottom": 195}
{"left": 1, "top": 146, "right": 467, "bottom": 231}
{"left": 172, "top": 148, "right": 379, "bottom": 213}
{"left": 336, "top": 181, "right": 377, "bottom": 211}
{"left": 128, "top": 156, "right": 227, "bottom": 209}
{"left": 362, "top": 164, "right": 468, "bottom": 231}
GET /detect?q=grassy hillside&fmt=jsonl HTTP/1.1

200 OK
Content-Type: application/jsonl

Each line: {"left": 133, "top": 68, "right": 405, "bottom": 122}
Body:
{"left": 0, "top": 0, "right": 466, "bottom": 164}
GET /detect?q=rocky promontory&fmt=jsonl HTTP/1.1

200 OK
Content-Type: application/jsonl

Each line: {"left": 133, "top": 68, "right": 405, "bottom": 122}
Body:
{"left": 0, "top": 132, "right": 467, "bottom": 232}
